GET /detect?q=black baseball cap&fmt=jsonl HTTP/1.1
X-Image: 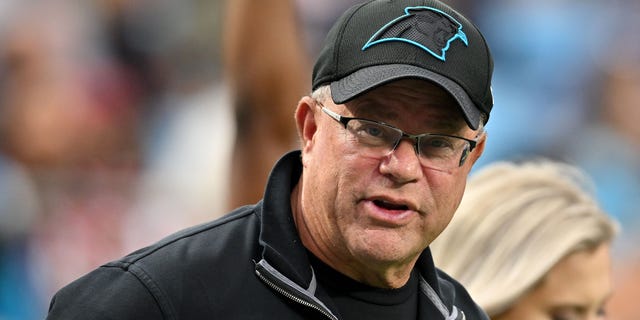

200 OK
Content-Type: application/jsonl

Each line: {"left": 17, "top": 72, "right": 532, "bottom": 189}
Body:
{"left": 312, "top": 0, "right": 494, "bottom": 129}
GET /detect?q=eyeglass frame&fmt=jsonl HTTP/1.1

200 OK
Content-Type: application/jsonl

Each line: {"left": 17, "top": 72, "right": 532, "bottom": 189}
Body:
{"left": 316, "top": 100, "right": 483, "bottom": 169}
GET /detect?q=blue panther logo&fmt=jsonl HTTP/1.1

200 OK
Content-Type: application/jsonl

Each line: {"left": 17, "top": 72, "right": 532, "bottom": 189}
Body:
{"left": 362, "top": 6, "right": 468, "bottom": 61}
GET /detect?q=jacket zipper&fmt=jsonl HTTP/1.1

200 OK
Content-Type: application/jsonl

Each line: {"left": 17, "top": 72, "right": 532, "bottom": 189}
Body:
{"left": 255, "top": 260, "right": 339, "bottom": 320}
{"left": 256, "top": 260, "right": 467, "bottom": 320}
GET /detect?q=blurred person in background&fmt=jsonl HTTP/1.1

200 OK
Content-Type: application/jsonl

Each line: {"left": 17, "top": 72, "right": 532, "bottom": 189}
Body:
{"left": 0, "top": 2, "right": 144, "bottom": 319}
{"left": 596, "top": 59, "right": 640, "bottom": 319}
{"left": 223, "top": 0, "right": 308, "bottom": 209}
{"left": 549, "top": 34, "right": 640, "bottom": 320}
{"left": 430, "top": 160, "right": 619, "bottom": 319}
{"left": 0, "top": 0, "right": 227, "bottom": 319}
{"left": 469, "top": 0, "right": 620, "bottom": 167}
{"left": 104, "top": 0, "right": 234, "bottom": 248}
{"left": 543, "top": 1, "right": 640, "bottom": 255}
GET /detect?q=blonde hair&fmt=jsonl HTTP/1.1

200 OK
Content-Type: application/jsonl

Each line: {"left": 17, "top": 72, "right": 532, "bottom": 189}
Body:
{"left": 430, "top": 160, "right": 619, "bottom": 316}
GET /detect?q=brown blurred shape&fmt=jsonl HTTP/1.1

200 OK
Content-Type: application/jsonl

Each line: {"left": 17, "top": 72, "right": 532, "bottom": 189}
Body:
{"left": 223, "top": 0, "right": 310, "bottom": 208}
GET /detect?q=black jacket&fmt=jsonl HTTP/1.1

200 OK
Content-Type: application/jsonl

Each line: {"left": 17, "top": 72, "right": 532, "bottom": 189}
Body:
{"left": 47, "top": 151, "right": 488, "bottom": 320}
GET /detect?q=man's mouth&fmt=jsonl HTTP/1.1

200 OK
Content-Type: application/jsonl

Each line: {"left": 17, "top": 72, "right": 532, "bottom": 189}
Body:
{"left": 373, "top": 199, "right": 409, "bottom": 211}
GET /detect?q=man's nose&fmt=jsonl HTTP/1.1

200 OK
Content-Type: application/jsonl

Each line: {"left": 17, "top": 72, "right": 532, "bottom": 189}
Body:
{"left": 379, "top": 139, "right": 422, "bottom": 183}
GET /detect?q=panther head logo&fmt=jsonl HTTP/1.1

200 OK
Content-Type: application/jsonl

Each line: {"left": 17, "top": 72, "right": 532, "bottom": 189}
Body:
{"left": 362, "top": 6, "right": 468, "bottom": 61}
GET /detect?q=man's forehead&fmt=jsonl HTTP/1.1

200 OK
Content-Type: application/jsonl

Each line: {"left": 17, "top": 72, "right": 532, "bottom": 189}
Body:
{"left": 346, "top": 98, "right": 467, "bottom": 132}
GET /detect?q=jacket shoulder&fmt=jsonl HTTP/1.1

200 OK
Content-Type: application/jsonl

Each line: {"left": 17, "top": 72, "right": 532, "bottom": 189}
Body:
{"left": 47, "top": 264, "right": 165, "bottom": 319}
{"left": 121, "top": 204, "right": 260, "bottom": 265}
{"left": 48, "top": 204, "right": 263, "bottom": 319}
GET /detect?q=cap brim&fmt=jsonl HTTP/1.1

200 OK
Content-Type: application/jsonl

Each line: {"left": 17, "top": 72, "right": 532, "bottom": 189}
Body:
{"left": 330, "top": 64, "right": 481, "bottom": 130}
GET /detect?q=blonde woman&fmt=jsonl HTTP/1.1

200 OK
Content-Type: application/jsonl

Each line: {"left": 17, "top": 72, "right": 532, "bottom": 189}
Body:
{"left": 431, "top": 160, "right": 619, "bottom": 320}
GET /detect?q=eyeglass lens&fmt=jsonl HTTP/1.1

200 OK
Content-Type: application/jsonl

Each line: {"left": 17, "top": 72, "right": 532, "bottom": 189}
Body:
{"left": 345, "top": 119, "right": 469, "bottom": 170}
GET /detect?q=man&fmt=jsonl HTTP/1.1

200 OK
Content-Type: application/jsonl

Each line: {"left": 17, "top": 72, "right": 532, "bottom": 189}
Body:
{"left": 47, "top": 0, "right": 493, "bottom": 319}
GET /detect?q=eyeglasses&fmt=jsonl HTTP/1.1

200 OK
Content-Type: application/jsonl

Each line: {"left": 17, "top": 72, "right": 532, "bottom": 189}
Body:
{"left": 319, "top": 104, "right": 479, "bottom": 171}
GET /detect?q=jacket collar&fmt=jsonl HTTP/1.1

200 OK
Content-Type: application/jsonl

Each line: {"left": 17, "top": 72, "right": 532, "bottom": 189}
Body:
{"left": 258, "top": 150, "right": 313, "bottom": 287}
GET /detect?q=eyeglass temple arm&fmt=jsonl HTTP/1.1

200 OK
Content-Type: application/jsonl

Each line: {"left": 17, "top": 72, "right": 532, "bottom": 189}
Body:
{"left": 320, "top": 106, "right": 350, "bottom": 128}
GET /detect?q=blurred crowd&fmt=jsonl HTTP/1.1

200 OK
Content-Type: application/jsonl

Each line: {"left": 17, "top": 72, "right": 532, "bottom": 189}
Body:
{"left": 0, "top": 0, "right": 638, "bottom": 319}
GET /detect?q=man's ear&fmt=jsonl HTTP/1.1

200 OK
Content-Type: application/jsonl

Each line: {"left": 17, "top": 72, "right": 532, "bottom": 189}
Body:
{"left": 467, "top": 131, "right": 487, "bottom": 167}
{"left": 294, "top": 96, "right": 318, "bottom": 155}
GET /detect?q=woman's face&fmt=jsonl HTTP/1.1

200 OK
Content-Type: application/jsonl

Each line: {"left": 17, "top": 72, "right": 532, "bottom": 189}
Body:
{"left": 494, "top": 243, "right": 613, "bottom": 320}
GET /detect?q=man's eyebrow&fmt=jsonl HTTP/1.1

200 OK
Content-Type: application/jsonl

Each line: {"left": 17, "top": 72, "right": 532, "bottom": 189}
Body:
{"left": 549, "top": 304, "right": 588, "bottom": 317}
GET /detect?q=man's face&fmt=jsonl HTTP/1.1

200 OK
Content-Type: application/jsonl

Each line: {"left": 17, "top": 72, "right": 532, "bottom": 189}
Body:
{"left": 296, "top": 79, "right": 484, "bottom": 283}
